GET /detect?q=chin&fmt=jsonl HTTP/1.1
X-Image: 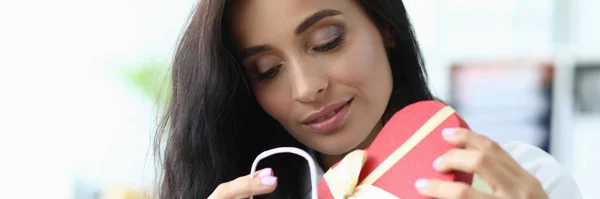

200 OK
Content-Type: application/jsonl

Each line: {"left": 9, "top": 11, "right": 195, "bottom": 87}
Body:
{"left": 309, "top": 130, "right": 369, "bottom": 156}
{"left": 313, "top": 138, "right": 363, "bottom": 156}
{"left": 318, "top": 147, "right": 351, "bottom": 156}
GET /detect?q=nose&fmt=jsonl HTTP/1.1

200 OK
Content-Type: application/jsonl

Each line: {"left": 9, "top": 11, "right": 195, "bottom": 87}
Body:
{"left": 289, "top": 61, "right": 328, "bottom": 103}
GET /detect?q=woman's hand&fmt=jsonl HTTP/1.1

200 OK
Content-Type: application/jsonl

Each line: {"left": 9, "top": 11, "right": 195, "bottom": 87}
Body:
{"left": 415, "top": 128, "right": 548, "bottom": 199}
{"left": 208, "top": 168, "right": 278, "bottom": 199}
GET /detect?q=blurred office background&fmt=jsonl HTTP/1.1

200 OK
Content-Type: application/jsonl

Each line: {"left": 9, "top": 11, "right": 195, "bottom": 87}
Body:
{"left": 0, "top": 0, "right": 598, "bottom": 198}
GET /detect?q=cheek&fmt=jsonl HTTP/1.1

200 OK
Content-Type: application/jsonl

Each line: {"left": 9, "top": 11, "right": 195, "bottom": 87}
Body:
{"left": 254, "top": 86, "right": 293, "bottom": 124}
{"left": 331, "top": 36, "right": 391, "bottom": 92}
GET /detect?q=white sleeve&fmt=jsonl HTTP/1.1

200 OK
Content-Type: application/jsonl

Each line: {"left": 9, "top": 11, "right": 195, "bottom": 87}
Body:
{"left": 502, "top": 141, "right": 583, "bottom": 199}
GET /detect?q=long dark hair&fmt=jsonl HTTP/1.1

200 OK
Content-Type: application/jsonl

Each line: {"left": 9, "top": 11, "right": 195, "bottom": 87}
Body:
{"left": 154, "top": 0, "right": 434, "bottom": 198}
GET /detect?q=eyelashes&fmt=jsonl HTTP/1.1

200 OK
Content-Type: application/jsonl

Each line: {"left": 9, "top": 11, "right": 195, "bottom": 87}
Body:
{"left": 257, "top": 65, "right": 281, "bottom": 81}
{"left": 312, "top": 33, "right": 346, "bottom": 52}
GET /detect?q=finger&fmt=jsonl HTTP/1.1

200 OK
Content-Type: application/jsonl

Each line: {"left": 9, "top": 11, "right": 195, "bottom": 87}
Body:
{"left": 209, "top": 168, "right": 277, "bottom": 199}
{"left": 415, "top": 178, "right": 496, "bottom": 199}
{"left": 440, "top": 129, "right": 534, "bottom": 193}
{"left": 441, "top": 128, "right": 493, "bottom": 150}
{"left": 434, "top": 148, "right": 516, "bottom": 191}
{"left": 441, "top": 128, "right": 520, "bottom": 167}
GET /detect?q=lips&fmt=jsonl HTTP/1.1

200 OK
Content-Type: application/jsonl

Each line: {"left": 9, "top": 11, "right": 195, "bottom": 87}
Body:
{"left": 301, "top": 97, "right": 354, "bottom": 134}
{"left": 302, "top": 97, "right": 353, "bottom": 125}
{"left": 308, "top": 103, "right": 348, "bottom": 124}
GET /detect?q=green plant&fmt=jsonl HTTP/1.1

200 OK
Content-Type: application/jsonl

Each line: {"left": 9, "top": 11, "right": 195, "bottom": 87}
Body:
{"left": 122, "top": 60, "right": 171, "bottom": 109}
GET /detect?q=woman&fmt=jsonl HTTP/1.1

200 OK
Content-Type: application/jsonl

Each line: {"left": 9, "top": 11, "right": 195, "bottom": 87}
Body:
{"left": 154, "top": 0, "right": 582, "bottom": 198}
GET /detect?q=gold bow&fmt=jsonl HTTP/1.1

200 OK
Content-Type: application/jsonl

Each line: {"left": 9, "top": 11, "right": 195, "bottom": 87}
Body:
{"left": 323, "top": 150, "right": 399, "bottom": 199}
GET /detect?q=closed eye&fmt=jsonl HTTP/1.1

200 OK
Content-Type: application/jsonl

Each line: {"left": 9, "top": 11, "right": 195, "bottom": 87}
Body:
{"left": 312, "top": 34, "right": 345, "bottom": 52}
{"left": 257, "top": 65, "right": 282, "bottom": 81}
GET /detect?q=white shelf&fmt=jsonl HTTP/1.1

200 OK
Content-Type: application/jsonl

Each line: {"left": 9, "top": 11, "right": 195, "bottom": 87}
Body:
{"left": 408, "top": 1, "right": 600, "bottom": 198}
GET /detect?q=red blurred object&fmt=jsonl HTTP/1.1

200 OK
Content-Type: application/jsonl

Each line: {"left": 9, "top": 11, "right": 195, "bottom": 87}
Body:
{"left": 318, "top": 100, "right": 473, "bottom": 198}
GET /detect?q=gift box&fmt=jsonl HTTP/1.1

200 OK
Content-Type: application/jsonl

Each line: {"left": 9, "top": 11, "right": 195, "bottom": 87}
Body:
{"left": 317, "top": 100, "right": 475, "bottom": 198}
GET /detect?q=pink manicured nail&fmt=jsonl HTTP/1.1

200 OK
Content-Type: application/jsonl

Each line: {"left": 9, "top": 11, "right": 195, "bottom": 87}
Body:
{"left": 258, "top": 168, "right": 273, "bottom": 177}
{"left": 414, "top": 178, "right": 428, "bottom": 189}
{"left": 261, "top": 176, "right": 277, "bottom": 186}
{"left": 433, "top": 156, "right": 442, "bottom": 168}
{"left": 442, "top": 128, "right": 456, "bottom": 136}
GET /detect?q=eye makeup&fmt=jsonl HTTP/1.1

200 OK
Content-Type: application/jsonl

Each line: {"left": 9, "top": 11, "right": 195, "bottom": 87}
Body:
{"left": 310, "top": 25, "right": 346, "bottom": 52}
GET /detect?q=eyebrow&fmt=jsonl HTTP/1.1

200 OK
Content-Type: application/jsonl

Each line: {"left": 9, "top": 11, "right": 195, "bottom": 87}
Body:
{"left": 295, "top": 9, "right": 342, "bottom": 35}
{"left": 239, "top": 9, "right": 342, "bottom": 61}
{"left": 240, "top": 45, "right": 273, "bottom": 61}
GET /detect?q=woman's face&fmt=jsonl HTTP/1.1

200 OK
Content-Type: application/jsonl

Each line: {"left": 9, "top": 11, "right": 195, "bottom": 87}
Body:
{"left": 231, "top": 0, "right": 393, "bottom": 155}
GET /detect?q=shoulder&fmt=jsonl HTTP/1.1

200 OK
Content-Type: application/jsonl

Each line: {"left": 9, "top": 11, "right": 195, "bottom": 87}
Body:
{"left": 501, "top": 141, "right": 583, "bottom": 199}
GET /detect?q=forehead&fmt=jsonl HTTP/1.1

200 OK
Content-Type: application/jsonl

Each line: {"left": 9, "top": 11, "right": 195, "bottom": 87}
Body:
{"left": 230, "top": 0, "right": 360, "bottom": 48}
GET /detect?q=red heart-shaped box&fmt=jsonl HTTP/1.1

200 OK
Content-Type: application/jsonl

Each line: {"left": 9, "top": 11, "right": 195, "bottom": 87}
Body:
{"left": 318, "top": 100, "right": 473, "bottom": 198}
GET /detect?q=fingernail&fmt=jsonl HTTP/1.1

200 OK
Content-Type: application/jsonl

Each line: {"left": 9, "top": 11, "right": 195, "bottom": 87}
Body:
{"left": 261, "top": 176, "right": 277, "bottom": 186}
{"left": 414, "top": 178, "right": 428, "bottom": 189}
{"left": 258, "top": 168, "right": 272, "bottom": 177}
{"left": 433, "top": 156, "right": 442, "bottom": 168}
{"left": 442, "top": 128, "right": 456, "bottom": 136}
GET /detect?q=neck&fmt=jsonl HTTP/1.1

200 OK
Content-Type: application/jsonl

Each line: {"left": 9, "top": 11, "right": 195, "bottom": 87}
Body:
{"left": 317, "top": 122, "right": 383, "bottom": 169}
